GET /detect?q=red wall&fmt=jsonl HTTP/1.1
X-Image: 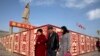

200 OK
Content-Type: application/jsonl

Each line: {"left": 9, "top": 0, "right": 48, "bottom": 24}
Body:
{"left": 0, "top": 24, "right": 98, "bottom": 56}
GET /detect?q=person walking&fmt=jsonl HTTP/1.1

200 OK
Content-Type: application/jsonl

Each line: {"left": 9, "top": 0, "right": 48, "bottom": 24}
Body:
{"left": 47, "top": 26, "right": 59, "bottom": 56}
{"left": 59, "top": 26, "right": 71, "bottom": 56}
{"left": 35, "top": 29, "right": 47, "bottom": 56}
{"left": 96, "top": 38, "right": 100, "bottom": 52}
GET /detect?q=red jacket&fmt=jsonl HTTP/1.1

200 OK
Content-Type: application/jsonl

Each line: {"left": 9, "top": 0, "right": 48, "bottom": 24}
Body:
{"left": 35, "top": 34, "right": 47, "bottom": 56}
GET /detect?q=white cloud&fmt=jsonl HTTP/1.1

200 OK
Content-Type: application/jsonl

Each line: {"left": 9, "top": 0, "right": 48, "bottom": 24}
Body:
{"left": 33, "top": 0, "right": 55, "bottom": 6}
{"left": 19, "top": 0, "right": 98, "bottom": 8}
{"left": 62, "top": 0, "right": 98, "bottom": 8}
{"left": 20, "top": 0, "right": 33, "bottom": 4}
{"left": 87, "top": 8, "right": 100, "bottom": 20}
{"left": 20, "top": 0, "right": 55, "bottom": 6}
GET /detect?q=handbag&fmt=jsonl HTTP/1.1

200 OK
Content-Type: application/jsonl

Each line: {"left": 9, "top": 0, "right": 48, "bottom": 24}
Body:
{"left": 64, "top": 51, "right": 72, "bottom": 56}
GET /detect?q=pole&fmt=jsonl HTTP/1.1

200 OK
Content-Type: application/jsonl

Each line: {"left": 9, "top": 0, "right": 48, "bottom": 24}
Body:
{"left": 9, "top": 26, "right": 13, "bottom": 34}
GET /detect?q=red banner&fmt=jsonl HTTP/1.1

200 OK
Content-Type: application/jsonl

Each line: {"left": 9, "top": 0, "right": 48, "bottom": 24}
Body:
{"left": 10, "top": 21, "right": 34, "bottom": 29}
{"left": 6, "top": 36, "right": 10, "bottom": 50}
{"left": 94, "top": 38, "right": 98, "bottom": 50}
{"left": 8, "top": 35, "right": 12, "bottom": 51}
{"left": 20, "top": 31, "right": 30, "bottom": 56}
{"left": 86, "top": 36, "right": 90, "bottom": 52}
{"left": 79, "top": 34, "right": 86, "bottom": 54}
{"left": 30, "top": 29, "right": 37, "bottom": 56}
{"left": 90, "top": 37, "right": 94, "bottom": 51}
{"left": 9, "top": 34, "right": 14, "bottom": 52}
{"left": 70, "top": 32, "right": 79, "bottom": 56}
{"left": 3, "top": 37, "right": 6, "bottom": 47}
{"left": 13, "top": 33, "right": 20, "bottom": 53}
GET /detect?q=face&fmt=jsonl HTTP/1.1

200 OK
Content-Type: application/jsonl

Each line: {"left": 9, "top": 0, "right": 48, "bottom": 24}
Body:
{"left": 37, "top": 31, "right": 41, "bottom": 35}
{"left": 48, "top": 29, "right": 53, "bottom": 33}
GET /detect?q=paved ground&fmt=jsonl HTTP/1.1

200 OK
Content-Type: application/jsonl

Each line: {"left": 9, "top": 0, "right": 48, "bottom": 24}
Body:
{"left": 80, "top": 51, "right": 100, "bottom": 56}
{"left": 0, "top": 43, "right": 100, "bottom": 56}
{"left": 0, "top": 43, "right": 22, "bottom": 56}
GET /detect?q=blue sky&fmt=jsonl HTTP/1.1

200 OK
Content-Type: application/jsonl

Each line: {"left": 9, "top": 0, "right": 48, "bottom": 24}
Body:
{"left": 0, "top": 0, "right": 100, "bottom": 37}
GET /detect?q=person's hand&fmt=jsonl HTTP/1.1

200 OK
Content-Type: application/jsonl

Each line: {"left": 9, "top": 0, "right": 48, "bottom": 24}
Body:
{"left": 37, "top": 42, "right": 40, "bottom": 44}
{"left": 55, "top": 48, "right": 59, "bottom": 52}
{"left": 58, "top": 48, "right": 61, "bottom": 52}
{"left": 55, "top": 49, "right": 58, "bottom": 52}
{"left": 67, "top": 50, "right": 70, "bottom": 53}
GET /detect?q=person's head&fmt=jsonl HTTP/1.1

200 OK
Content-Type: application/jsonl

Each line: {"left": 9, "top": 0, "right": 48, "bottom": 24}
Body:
{"left": 37, "top": 29, "right": 43, "bottom": 35}
{"left": 48, "top": 26, "right": 53, "bottom": 33}
{"left": 61, "top": 26, "right": 69, "bottom": 35}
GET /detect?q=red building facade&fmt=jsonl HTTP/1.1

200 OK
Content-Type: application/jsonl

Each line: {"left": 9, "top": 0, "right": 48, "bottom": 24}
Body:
{"left": 0, "top": 24, "right": 98, "bottom": 56}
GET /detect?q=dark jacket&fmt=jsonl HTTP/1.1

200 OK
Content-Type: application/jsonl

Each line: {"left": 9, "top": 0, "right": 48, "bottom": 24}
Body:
{"left": 96, "top": 41, "right": 100, "bottom": 48}
{"left": 47, "top": 32, "right": 59, "bottom": 50}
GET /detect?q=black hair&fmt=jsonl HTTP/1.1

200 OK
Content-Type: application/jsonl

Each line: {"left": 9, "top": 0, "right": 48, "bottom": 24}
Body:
{"left": 37, "top": 29, "right": 43, "bottom": 33}
{"left": 48, "top": 26, "right": 53, "bottom": 30}
{"left": 61, "top": 26, "right": 69, "bottom": 35}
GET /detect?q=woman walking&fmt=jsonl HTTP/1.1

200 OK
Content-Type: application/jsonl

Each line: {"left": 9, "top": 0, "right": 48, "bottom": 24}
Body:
{"left": 59, "top": 26, "right": 71, "bottom": 56}
{"left": 35, "top": 29, "right": 47, "bottom": 56}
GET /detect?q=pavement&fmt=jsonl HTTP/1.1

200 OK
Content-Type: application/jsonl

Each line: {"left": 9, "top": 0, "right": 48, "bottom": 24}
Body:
{"left": 79, "top": 51, "right": 100, "bottom": 56}
{"left": 0, "top": 43, "right": 100, "bottom": 56}
{"left": 0, "top": 43, "right": 22, "bottom": 56}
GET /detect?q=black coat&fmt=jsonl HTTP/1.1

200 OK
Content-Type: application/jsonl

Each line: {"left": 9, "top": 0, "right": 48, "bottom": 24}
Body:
{"left": 47, "top": 32, "right": 59, "bottom": 50}
{"left": 96, "top": 41, "right": 100, "bottom": 48}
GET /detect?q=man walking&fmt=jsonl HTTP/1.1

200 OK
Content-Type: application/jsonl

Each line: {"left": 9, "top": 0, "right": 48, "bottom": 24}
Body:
{"left": 96, "top": 38, "right": 100, "bottom": 52}
{"left": 47, "top": 26, "right": 59, "bottom": 56}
